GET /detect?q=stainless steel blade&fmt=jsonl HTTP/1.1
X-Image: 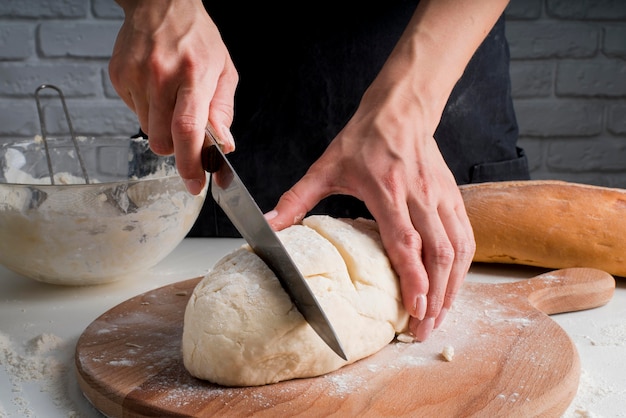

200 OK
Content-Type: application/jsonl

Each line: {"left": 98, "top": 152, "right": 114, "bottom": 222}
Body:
{"left": 202, "top": 126, "right": 347, "bottom": 361}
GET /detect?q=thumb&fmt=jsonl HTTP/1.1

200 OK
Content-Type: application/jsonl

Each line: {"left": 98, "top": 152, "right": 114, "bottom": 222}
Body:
{"left": 265, "top": 173, "right": 329, "bottom": 231}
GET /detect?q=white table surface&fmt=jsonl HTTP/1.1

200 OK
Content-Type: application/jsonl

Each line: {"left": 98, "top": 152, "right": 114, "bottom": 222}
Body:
{"left": 1, "top": 238, "right": 624, "bottom": 418}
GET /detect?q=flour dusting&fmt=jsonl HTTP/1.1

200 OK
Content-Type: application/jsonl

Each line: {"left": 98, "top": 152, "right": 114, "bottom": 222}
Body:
{"left": 0, "top": 331, "right": 83, "bottom": 417}
{"left": 325, "top": 373, "right": 366, "bottom": 397}
{"left": 598, "top": 322, "right": 626, "bottom": 346}
{"left": 562, "top": 369, "right": 621, "bottom": 418}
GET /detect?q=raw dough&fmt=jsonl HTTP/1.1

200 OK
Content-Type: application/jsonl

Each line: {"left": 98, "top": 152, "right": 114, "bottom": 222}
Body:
{"left": 182, "top": 215, "right": 409, "bottom": 386}
{"left": 441, "top": 345, "right": 454, "bottom": 362}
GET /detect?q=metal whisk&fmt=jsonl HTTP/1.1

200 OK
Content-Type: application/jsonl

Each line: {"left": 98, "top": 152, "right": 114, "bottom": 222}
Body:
{"left": 34, "top": 84, "right": 90, "bottom": 185}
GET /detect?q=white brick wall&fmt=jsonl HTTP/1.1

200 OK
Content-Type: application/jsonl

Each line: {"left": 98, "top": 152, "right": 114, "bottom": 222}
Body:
{"left": 507, "top": 0, "right": 626, "bottom": 187}
{"left": 1, "top": 0, "right": 625, "bottom": 186}
{"left": 0, "top": 0, "right": 130, "bottom": 138}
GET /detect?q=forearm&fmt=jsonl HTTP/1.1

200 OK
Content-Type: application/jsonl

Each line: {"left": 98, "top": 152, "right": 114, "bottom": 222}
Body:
{"left": 370, "top": 0, "right": 510, "bottom": 133}
{"left": 114, "top": 0, "right": 207, "bottom": 32}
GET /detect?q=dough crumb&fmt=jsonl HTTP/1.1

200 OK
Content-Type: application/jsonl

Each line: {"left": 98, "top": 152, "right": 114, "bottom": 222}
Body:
{"left": 396, "top": 333, "right": 414, "bottom": 343}
{"left": 441, "top": 345, "right": 454, "bottom": 362}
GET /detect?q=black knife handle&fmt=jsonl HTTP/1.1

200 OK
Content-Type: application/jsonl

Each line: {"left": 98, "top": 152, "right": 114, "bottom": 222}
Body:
{"left": 202, "top": 145, "right": 223, "bottom": 173}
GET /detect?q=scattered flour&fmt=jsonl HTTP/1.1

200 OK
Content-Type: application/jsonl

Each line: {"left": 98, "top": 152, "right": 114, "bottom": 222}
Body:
{"left": 0, "top": 331, "right": 83, "bottom": 417}
{"left": 598, "top": 322, "right": 626, "bottom": 347}
{"left": 562, "top": 369, "right": 619, "bottom": 418}
{"left": 324, "top": 373, "right": 366, "bottom": 397}
{"left": 26, "top": 333, "right": 64, "bottom": 356}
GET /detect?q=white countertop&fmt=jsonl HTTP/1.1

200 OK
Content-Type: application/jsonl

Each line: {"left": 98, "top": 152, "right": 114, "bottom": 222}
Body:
{"left": 1, "top": 238, "right": 624, "bottom": 418}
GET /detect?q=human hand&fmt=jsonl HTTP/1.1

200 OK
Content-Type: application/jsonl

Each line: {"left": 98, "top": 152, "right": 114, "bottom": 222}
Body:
{"left": 110, "top": 0, "right": 237, "bottom": 195}
{"left": 266, "top": 79, "right": 476, "bottom": 342}
{"left": 263, "top": 0, "right": 515, "bottom": 341}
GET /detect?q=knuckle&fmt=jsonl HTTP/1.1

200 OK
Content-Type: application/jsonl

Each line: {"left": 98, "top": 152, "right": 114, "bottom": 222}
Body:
{"left": 172, "top": 114, "right": 202, "bottom": 138}
{"left": 146, "top": 51, "right": 168, "bottom": 76}
{"left": 427, "top": 241, "right": 455, "bottom": 267}
{"left": 382, "top": 227, "right": 423, "bottom": 271}
{"left": 380, "top": 171, "right": 401, "bottom": 194}
{"left": 282, "top": 190, "right": 308, "bottom": 215}
{"left": 454, "top": 237, "right": 476, "bottom": 262}
{"left": 148, "top": 136, "right": 173, "bottom": 156}
{"left": 397, "top": 228, "right": 423, "bottom": 251}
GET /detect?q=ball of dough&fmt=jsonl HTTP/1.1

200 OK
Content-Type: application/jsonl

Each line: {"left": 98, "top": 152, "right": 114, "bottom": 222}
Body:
{"left": 182, "top": 215, "right": 409, "bottom": 387}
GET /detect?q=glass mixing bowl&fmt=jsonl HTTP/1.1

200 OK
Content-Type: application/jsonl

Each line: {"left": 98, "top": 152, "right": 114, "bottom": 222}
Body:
{"left": 0, "top": 136, "right": 207, "bottom": 285}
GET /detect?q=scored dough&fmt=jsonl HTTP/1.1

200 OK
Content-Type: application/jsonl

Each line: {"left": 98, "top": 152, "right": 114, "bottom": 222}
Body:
{"left": 182, "top": 215, "right": 409, "bottom": 387}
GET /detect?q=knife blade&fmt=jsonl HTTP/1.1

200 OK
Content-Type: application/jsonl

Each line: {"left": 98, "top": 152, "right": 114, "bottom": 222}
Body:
{"left": 202, "top": 125, "right": 348, "bottom": 361}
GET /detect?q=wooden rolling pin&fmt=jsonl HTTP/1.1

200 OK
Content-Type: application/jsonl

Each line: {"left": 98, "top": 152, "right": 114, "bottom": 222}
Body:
{"left": 460, "top": 180, "right": 626, "bottom": 278}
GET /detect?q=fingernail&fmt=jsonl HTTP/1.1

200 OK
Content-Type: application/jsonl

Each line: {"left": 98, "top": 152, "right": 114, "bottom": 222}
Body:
{"left": 264, "top": 210, "right": 278, "bottom": 221}
{"left": 184, "top": 178, "right": 203, "bottom": 195}
{"left": 414, "top": 294, "right": 427, "bottom": 320}
{"left": 414, "top": 317, "right": 435, "bottom": 342}
{"left": 434, "top": 307, "right": 448, "bottom": 329}
{"left": 220, "top": 125, "right": 235, "bottom": 152}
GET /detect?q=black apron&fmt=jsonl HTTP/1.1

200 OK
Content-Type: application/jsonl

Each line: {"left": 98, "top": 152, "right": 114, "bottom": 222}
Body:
{"left": 186, "top": 1, "right": 530, "bottom": 237}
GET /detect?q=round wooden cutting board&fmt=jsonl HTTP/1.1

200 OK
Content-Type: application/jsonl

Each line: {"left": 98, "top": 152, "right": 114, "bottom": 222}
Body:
{"left": 75, "top": 268, "right": 614, "bottom": 417}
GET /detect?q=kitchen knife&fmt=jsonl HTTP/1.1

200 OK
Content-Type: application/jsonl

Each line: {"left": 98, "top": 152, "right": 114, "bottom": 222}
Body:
{"left": 202, "top": 125, "right": 348, "bottom": 361}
